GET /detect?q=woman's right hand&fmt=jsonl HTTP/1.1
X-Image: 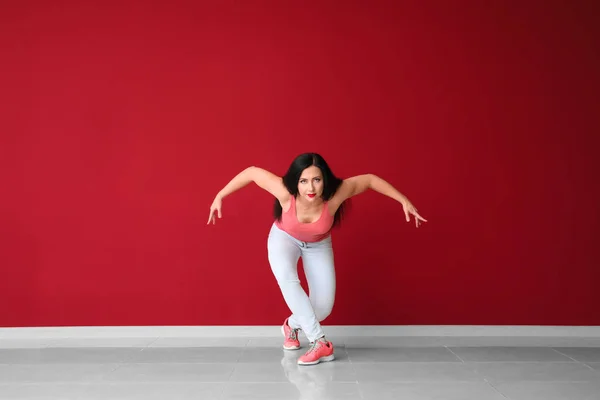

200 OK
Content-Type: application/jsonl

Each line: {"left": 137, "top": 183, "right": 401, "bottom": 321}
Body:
{"left": 207, "top": 195, "right": 223, "bottom": 225}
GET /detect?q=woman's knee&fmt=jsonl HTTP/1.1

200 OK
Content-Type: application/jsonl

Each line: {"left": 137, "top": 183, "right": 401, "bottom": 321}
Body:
{"left": 315, "top": 304, "right": 334, "bottom": 322}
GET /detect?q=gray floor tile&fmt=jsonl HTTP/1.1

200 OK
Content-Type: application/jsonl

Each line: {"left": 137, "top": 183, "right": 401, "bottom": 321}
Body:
{"left": 128, "top": 347, "right": 243, "bottom": 363}
{"left": 2, "top": 335, "right": 600, "bottom": 399}
{"left": 228, "top": 363, "right": 292, "bottom": 383}
{"left": 492, "top": 381, "right": 600, "bottom": 400}
{"left": 347, "top": 347, "right": 461, "bottom": 362}
{"left": 221, "top": 382, "right": 362, "bottom": 400}
{"left": 447, "top": 346, "right": 573, "bottom": 362}
{"left": 80, "top": 382, "right": 225, "bottom": 399}
{"left": 103, "top": 363, "right": 234, "bottom": 382}
{"left": 553, "top": 347, "right": 600, "bottom": 362}
{"left": 359, "top": 382, "right": 507, "bottom": 400}
{"left": 231, "top": 358, "right": 357, "bottom": 383}
{"left": 282, "top": 358, "right": 358, "bottom": 383}
{"left": 0, "top": 363, "right": 119, "bottom": 383}
{"left": 343, "top": 336, "right": 443, "bottom": 348}
{"left": 587, "top": 362, "right": 600, "bottom": 370}
{"left": 353, "top": 362, "right": 485, "bottom": 382}
{"left": 470, "top": 362, "right": 600, "bottom": 383}
{"left": 0, "top": 383, "right": 92, "bottom": 399}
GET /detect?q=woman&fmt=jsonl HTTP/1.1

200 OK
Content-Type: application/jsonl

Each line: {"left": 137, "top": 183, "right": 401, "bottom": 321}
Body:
{"left": 207, "top": 153, "right": 426, "bottom": 366}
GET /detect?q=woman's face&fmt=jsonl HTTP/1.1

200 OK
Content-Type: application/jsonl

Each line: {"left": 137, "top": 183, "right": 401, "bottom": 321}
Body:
{"left": 297, "top": 166, "right": 323, "bottom": 202}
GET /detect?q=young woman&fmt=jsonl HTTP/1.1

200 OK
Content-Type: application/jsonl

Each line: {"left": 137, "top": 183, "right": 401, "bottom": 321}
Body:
{"left": 208, "top": 153, "right": 426, "bottom": 366}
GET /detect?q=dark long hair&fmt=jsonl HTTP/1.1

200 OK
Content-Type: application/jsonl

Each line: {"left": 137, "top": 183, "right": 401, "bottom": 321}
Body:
{"left": 273, "top": 153, "right": 348, "bottom": 228}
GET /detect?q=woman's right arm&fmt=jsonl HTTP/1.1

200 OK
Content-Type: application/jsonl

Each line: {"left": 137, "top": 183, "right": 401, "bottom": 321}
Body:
{"left": 207, "top": 166, "right": 289, "bottom": 224}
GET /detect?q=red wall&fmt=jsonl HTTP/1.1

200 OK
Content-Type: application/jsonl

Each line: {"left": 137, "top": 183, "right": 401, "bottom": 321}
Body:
{"left": 1, "top": 1, "right": 599, "bottom": 327}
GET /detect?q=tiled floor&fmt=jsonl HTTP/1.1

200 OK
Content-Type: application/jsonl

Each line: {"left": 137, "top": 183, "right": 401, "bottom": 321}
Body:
{"left": 0, "top": 336, "right": 599, "bottom": 399}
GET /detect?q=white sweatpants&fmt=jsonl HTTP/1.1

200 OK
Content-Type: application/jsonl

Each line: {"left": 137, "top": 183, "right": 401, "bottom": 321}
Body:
{"left": 267, "top": 223, "right": 336, "bottom": 342}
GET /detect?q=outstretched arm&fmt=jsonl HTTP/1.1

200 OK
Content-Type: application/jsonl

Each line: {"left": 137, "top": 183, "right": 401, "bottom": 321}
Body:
{"left": 333, "top": 174, "right": 427, "bottom": 227}
{"left": 214, "top": 166, "right": 254, "bottom": 200}
{"left": 369, "top": 174, "right": 409, "bottom": 203}
{"left": 207, "top": 166, "right": 288, "bottom": 225}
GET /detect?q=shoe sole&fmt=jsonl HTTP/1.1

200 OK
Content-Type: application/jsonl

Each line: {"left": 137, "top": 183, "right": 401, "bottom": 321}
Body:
{"left": 281, "top": 325, "right": 300, "bottom": 350}
{"left": 297, "top": 354, "right": 335, "bottom": 366}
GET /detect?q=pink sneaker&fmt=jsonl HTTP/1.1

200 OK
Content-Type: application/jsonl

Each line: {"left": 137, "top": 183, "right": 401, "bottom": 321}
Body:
{"left": 297, "top": 337, "right": 335, "bottom": 365}
{"left": 281, "top": 317, "right": 300, "bottom": 350}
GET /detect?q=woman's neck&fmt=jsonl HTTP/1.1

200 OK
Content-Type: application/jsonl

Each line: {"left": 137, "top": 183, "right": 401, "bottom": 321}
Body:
{"left": 296, "top": 196, "right": 323, "bottom": 210}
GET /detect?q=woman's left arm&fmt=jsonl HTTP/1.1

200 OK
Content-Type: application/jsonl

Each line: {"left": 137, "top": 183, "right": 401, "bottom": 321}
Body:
{"left": 335, "top": 174, "right": 427, "bottom": 228}
{"left": 368, "top": 174, "right": 427, "bottom": 227}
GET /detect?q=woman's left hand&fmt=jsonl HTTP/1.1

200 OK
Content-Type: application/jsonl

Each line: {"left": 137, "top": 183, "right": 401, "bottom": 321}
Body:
{"left": 402, "top": 199, "right": 427, "bottom": 228}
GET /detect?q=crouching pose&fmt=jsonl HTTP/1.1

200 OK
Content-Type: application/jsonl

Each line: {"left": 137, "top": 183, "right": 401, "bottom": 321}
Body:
{"left": 208, "top": 153, "right": 426, "bottom": 365}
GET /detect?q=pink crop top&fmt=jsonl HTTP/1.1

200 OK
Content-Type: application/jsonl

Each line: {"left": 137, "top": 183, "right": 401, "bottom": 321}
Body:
{"left": 275, "top": 197, "right": 334, "bottom": 243}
